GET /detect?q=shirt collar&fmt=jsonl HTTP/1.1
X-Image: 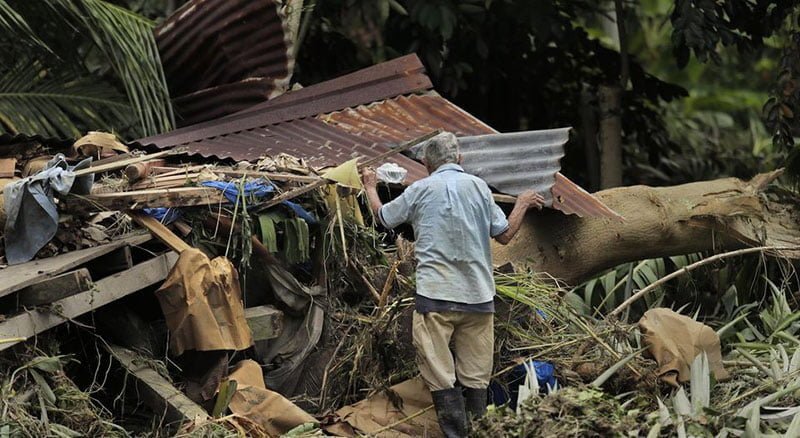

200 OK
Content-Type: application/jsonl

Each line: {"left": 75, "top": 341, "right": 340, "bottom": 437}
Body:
{"left": 431, "top": 163, "right": 464, "bottom": 175}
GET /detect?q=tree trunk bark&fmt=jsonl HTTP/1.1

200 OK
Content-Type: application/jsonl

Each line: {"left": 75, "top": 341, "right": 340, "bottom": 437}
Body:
{"left": 598, "top": 85, "right": 623, "bottom": 188}
{"left": 580, "top": 89, "right": 600, "bottom": 192}
{"left": 492, "top": 171, "right": 800, "bottom": 285}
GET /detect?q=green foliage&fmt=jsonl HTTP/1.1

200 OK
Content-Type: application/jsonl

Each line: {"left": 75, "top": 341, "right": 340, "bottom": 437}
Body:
{"left": 0, "top": 0, "right": 173, "bottom": 139}
{"left": 670, "top": 0, "right": 796, "bottom": 67}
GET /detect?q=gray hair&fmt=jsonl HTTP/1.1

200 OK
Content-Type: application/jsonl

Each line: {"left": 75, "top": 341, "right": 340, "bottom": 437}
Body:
{"left": 423, "top": 132, "right": 459, "bottom": 170}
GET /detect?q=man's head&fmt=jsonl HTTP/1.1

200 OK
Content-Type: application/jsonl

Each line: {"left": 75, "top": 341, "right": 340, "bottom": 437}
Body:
{"left": 422, "top": 132, "right": 460, "bottom": 173}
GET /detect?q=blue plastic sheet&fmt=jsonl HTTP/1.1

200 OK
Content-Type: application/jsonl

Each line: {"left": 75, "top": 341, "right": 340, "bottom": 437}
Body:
{"left": 489, "top": 360, "right": 557, "bottom": 408}
{"left": 142, "top": 207, "right": 181, "bottom": 225}
{"left": 201, "top": 179, "right": 317, "bottom": 224}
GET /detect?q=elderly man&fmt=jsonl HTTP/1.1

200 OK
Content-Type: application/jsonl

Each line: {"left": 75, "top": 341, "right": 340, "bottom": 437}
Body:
{"left": 362, "top": 132, "right": 544, "bottom": 437}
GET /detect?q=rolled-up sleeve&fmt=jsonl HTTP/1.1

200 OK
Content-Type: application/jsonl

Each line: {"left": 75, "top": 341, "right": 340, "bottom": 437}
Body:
{"left": 489, "top": 202, "right": 509, "bottom": 237}
{"left": 379, "top": 190, "right": 413, "bottom": 229}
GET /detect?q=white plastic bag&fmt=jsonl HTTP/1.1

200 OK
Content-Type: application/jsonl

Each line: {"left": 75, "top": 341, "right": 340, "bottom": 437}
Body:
{"left": 376, "top": 163, "right": 407, "bottom": 184}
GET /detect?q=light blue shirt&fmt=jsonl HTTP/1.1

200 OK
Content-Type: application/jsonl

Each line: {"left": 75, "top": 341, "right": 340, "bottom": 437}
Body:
{"left": 379, "top": 163, "right": 509, "bottom": 304}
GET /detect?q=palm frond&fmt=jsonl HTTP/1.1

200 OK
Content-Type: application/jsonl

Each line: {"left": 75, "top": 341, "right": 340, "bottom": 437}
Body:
{"left": 0, "top": 61, "right": 132, "bottom": 138}
{"left": 56, "top": 0, "right": 174, "bottom": 137}
{"left": 5, "top": 0, "right": 174, "bottom": 138}
{"left": 0, "top": 0, "right": 50, "bottom": 53}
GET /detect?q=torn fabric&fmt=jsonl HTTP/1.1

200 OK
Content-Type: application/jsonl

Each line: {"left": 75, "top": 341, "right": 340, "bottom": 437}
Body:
{"left": 324, "top": 377, "right": 442, "bottom": 437}
{"left": 156, "top": 248, "right": 253, "bottom": 356}
{"left": 3, "top": 154, "right": 93, "bottom": 264}
{"left": 638, "top": 308, "right": 729, "bottom": 386}
{"left": 226, "top": 359, "right": 317, "bottom": 436}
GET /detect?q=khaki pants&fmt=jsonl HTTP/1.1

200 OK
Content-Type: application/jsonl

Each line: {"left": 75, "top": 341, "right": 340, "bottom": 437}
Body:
{"left": 412, "top": 311, "right": 494, "bottom": 391}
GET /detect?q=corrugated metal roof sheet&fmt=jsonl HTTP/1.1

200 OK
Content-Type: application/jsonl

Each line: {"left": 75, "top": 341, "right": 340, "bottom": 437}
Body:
{"left": 319, "top": 93, "right": 495, "bottom": 143}
{"left": 155, "top": 0, "right": 293, "bottom": 126}
{"left": 136, "top": 54, "right": 430, "bottom": 149}
{"left": 134, "top": 53, "right": 619, "bottom": 219}
{"left": 172, "top": 78, "right": 283, "bottom": 127}
{"left": 321, "top": 93, "right": 620, "bottom": 219}
{"left": 456, "top": 129, "right": 569, "bottom": 205}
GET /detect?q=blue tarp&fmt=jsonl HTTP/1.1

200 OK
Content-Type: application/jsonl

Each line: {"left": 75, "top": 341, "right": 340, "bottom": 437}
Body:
{"left": 142, "top": 207, "right": 181, "bottom": 225}
{"left": 201, "top": 179, "right": 317, "bottom": 224}
{"left": 489, "top": 360, "right": 557, "bottom": 408}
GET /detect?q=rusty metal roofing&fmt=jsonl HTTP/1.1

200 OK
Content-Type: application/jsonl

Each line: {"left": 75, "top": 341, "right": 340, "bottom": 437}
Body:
{"left": 172, "top": 78, "right": 284, "bottom": 127}
{"left": 134, "top": 53, "right": 619, "bottom": 219}
{"left": 320, "top": 94, "right": 620, "bottom": 219}
{"left": 319, "top": 93, "right": 495, "bottom": 143}
{"left": 456, "top": 129, "right": 569, "bottom": 206}
{"left": 136, "top": 54, "right": 430, "bottom": 149}
{"left": 155, "top": 0, "right": 293, "bottom": 125}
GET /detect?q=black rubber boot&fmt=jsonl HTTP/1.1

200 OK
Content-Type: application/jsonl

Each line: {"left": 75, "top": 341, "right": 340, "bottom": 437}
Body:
{"left": 464, "top": 387, "right": 487, "bottom": 419}
{"left": 431, "top": 388, "right": 468, "bottom": 438}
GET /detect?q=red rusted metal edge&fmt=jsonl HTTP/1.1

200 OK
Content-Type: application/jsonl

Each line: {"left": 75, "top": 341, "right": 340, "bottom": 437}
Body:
{"left": 551, "top": 173, "right": 625, "bottom": 221}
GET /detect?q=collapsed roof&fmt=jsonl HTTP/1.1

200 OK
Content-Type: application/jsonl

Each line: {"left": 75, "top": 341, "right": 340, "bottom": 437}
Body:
{"left": 136, "top": 54, "right": 619, "bottom": 219}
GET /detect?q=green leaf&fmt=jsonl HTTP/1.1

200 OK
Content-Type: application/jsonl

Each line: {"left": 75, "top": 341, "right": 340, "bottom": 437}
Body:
{"left": 28, "top": 356, "right": 64, "bottom": 374}
{"left": 0, "top": 61, "right": 131, "bottom": 138}
{"left": 29, "top": 369, "right": 56, "bottom": 405}
{"left": 39, "top": 0, "right": 173, "bottom": 137}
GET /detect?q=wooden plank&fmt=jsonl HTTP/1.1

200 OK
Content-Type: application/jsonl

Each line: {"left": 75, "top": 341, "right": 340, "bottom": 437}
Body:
{"left": 0, "top": 233, "right": 152, "bottom": 299}
{"left": 18, "top": 268, "right": 92, "bottom": 307}
{"left": 129, "top": 212, "right": 192, "bottom": 254}
{"left": 493, "top": 193, "right": 516, "bottom": 204}
{"left": 0, "top": 158, "right": 16, "bottom": 178}
{"left": 245, "top": 305, "right": 283, "bottom": 341}
{"left": 106, "top": 344, "right": 209, "bottom": 424}
{"left": 64, "top": 187, "right": 225, "bottom": 214}
{"left": 90, "top": 152, "right": 133, "bottom": 168}
{"left": 0, "top": 252, "right": 178, "bottom": 352}
{"left": 215, "top": 169, "right": 320, "bottom": 183}
{"left": 0, "top": 151, "right": 177, "bottom": 196}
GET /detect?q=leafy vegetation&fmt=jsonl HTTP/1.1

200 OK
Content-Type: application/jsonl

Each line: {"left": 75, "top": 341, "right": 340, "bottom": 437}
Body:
{"left": 0, "top": 0, "right": 173, "bottom": 139}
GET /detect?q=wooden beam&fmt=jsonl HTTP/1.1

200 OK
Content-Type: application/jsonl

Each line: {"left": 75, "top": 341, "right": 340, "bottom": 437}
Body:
{"left": 214, "top": 169, "right": 320, "bottom": 183}
{"left": 0, "top": 252, "right": 178, "bottom": 352}
{"left": 129, "top": 212, "right": 192, "bottom": 254}
{"left": 493, "top": 193, "right": 516, "bottom": 204}
{"left": 0, "top": 233, "right": 151, "bottom": 299}
{"left": 0, "top": 151, "right": 177, "bottom": 196}
{"left": 64, "top": 187, "right": 225, "bottom": 214}
{"left": 18, "top": 268, "right": 92, "bottom": 307}
{"left": 106, "top": 344, "right": 209, "bottom": 424}
{"left": 245, "top": 306, "right": 283, "bottom": 341}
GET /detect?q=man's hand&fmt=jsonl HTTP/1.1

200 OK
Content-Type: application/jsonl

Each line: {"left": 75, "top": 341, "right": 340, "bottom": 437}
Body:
{"left": 517, "top": 190, "right": 545, "bottom": 210}
{"left": 361, "top": 167, "right": 377, "bottom": 188}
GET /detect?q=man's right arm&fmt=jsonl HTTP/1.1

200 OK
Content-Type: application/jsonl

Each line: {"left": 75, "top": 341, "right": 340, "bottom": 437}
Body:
{"left": 494, "top": 190, "right": 544, "bottom": 245}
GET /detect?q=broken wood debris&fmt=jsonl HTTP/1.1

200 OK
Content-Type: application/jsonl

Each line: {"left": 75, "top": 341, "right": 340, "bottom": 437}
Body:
{"left": 17, "top": 267, "right": 92, "bottom": 307}
{"left": 0, "top": 252, "right": 178, "bottom": 352}
{"left": 64, "top": 186, "right": 225, "bottom": 214}
{"left": 106, "top": 344, "right": 210, "bottom": 424}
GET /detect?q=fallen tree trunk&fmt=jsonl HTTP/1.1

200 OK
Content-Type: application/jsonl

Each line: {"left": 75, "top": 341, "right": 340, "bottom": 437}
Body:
{"left": 492, "top": 170, "right": 800, "bottom": 285}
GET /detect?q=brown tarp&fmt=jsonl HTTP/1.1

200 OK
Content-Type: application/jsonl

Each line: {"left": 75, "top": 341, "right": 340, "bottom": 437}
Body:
{"left": 227, "top": 359, "right": 317, "bottom": 436}
{"left": 639, "top": 308, "right": 730, "bottom": 386}
{"left": 324, "top": 377, "right": 442, "bottom": 438}
{"left": 156, "top": 248, "right": 253, "bottom": 356}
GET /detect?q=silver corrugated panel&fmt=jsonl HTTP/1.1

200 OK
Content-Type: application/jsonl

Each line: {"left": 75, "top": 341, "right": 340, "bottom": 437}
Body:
{"left": 451, "top": 128, "right": 570, "bottom": 205}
